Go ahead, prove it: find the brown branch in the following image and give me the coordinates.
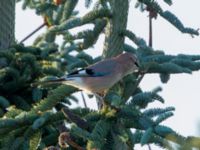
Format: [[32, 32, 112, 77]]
[[62, 107, 89, 130], [20, 23, 46, 43], [59, 132, 85, 150]]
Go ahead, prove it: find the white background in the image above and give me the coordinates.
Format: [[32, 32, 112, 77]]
[[16, 1, 200, 149]]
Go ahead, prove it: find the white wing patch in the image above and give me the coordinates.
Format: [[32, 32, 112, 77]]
[[64, 77, 84, 86], [78, 70, 87, 75]]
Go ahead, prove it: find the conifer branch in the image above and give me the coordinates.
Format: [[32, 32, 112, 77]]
[[103, 0, 129, 57], [30, 85, 76, 113], [60, 0, 78, 22], [122, 30, 147, 47], [138, 0, 199, 36], [0, 111, 64, 130], [48, 8, 111, 33]]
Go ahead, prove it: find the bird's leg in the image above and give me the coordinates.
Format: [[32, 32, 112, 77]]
[[94, 93, 105, 110]]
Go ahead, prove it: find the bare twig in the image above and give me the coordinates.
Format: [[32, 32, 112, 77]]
[[20, 23, 46, 43], [81, 92, 87, 108], [148, 12, 153, 47], [148, 144, 152, 150]]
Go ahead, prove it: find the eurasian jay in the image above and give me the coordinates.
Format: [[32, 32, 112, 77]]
[[37, 52, 139, 95]]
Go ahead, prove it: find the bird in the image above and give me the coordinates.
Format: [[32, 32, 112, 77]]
[[35, 52, 139, 96]]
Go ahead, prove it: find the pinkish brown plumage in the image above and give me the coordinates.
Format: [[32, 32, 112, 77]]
[[61, 52, 139, 94], [35, 53, 139, 95]]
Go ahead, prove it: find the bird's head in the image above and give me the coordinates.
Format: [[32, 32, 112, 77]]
[[116, 52, 139, 75]]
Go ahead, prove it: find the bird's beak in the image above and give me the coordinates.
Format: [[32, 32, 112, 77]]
[[133, 61, 140, 73], [135, 61, 139, 68]]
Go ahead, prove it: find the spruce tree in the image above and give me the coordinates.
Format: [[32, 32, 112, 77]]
[[0, 0, 200, 149]]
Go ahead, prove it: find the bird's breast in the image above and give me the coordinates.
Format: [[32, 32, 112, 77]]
[[63, 74, 121, 94], [82, 74, 121, 93]]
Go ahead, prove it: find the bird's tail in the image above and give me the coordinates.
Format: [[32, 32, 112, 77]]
[[31, 78, 66, 87]]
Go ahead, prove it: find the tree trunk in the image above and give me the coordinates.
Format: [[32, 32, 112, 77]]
[[0, 0, 15, 50], [103, 0, 129, 58]]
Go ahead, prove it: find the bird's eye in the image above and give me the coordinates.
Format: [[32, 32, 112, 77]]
[[86, 68, 94, 75]]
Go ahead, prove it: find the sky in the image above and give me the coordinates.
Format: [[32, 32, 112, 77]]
[[16, 1, 200, 149]]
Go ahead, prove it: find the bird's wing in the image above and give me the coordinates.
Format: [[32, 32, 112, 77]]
[[67, 59, 117, 78], [67, 68, 98, 77]]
